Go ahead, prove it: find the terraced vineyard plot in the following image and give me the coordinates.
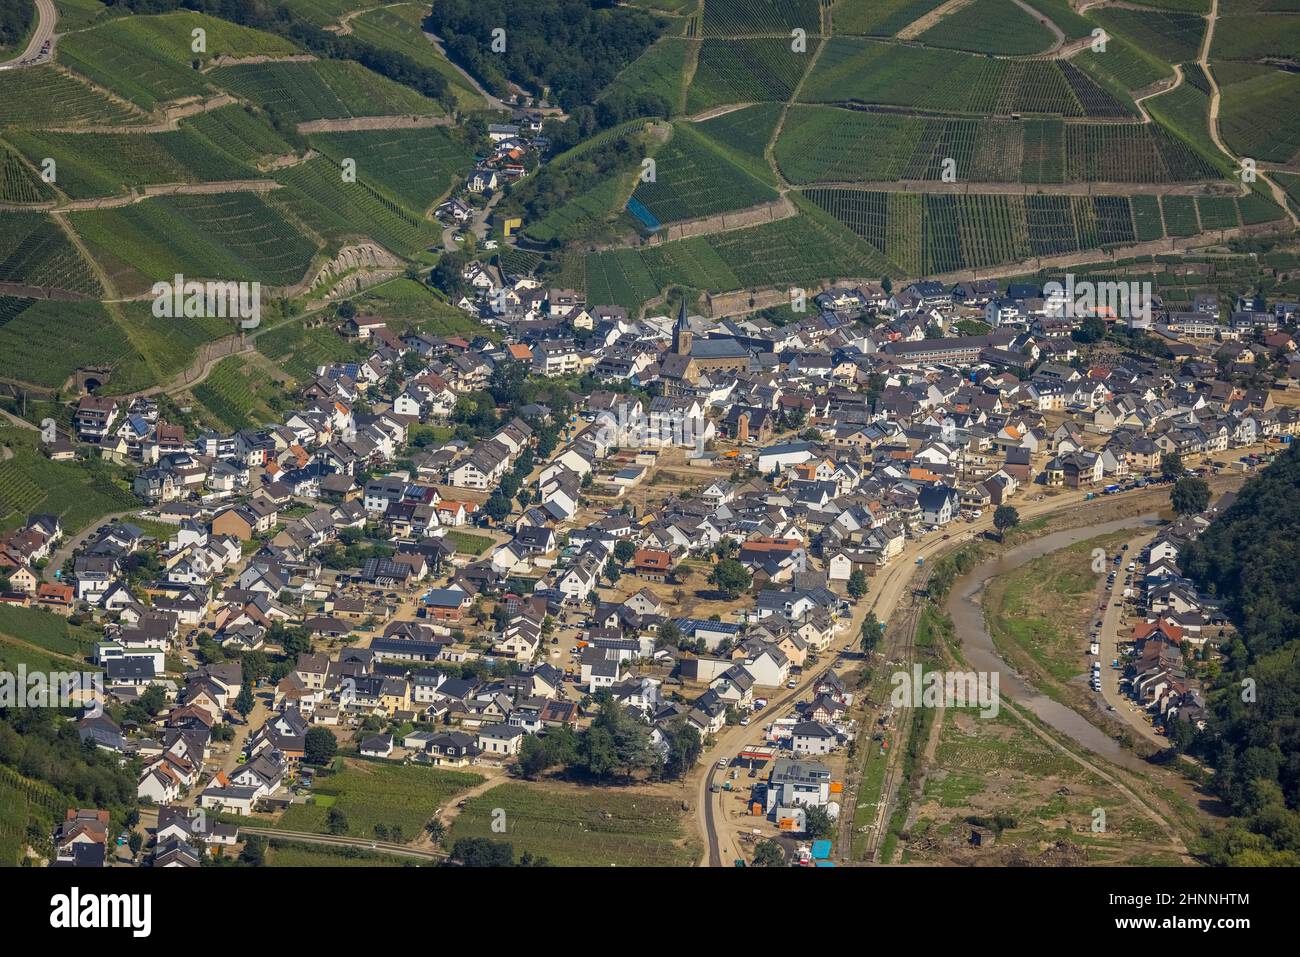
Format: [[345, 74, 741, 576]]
[[0, 298, 129, 388], [1196, 195, 1240, 230], [1024, 195, 1079, 257], [1021, 119, 1064, 184], [632, 123, 778, 222], [105, 302, 234, 395], [1062, 124, 1220, 183], [0, 66, 142, 127], [1215, 65, 1300, 164], [1212, 13, 1300, 62], [701, 0, 822, 36], [0, 146, 55, 204], [1090, 9, 1206, 65], [918, 0, 1057, 56], [601, 37, 692, 115], [1024, 0, 1095, 39], [59, 11, 301, 111], [0, 430, 135, 533], [69, 192, 316, 293], [0, 213, 102, 296], [776, 107, 927, 183], [257, 320, 367, 382], [1092, 195, 1137, 245], [802, 39, 1119, 116], [1131, 194, 1165, 241], [525, 171, 637, 245], [180, 104, 296, 165], [278, 0, 384, 27], [1160, 194, 1200, 235], [272, 156, 436, 257], [686, 38, 809, 112], [642, 235, 743, 291], [583, 247, 662, 310], [309, 126, 473, 215], [1072, 32, 1174, 100], [210, 59, 438, 123], [6, 129, 254, 199], [53, 0, 119, 32], [1145, 69, 1220, 165], [192, 355, 279, 431], [1236, 186, 1285, 225], [694, 102, 784, 181], [830, 0, 947, 36]]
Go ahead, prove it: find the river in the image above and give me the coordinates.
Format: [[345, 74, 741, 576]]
[[945, 513, 1163, 771]]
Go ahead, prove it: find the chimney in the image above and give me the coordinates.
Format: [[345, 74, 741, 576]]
[[738, 412, 750, 444]]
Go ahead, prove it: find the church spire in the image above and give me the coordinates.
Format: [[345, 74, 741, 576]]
[[673, 297, 692, 356]]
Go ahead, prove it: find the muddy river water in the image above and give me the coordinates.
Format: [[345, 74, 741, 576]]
[[944, 513, 1163, 771]]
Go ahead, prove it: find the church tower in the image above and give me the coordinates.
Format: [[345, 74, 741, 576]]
[[672, 297, 692, 356]]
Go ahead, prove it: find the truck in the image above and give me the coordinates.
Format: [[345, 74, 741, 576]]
[[1103, 484, 1121, 495]]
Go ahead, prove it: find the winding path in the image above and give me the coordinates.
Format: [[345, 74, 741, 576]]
[[0, 0, 56, 71]]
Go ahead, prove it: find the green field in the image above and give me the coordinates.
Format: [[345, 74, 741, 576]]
[[69, 192, 317, 294], [917, 0, 1056, 56], [191, 355, 283, 431], [257, 320, 369, 382], [209, 59, 439, 123], [694, 102, 783, 181], [0, 213, 102, 296], [1215, 64, 1300, 164], [179, 104, 297, 165], [445, 530, 494, 555], [631, 122, 779, 223], [273, 760, 482, 839], [308, 126, 473, 216], [0, 606, 98, 662], [1090, 8, 1206, 65], [59, 11, 301, 111], [449, 782, 697, 866]]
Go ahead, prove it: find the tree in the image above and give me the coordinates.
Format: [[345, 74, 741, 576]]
[[709, 558, 751, 599], [658, 620, 682, 647], [752, 838, 786, 867], [803, 805, 834, 839], [235, 684, 255, 717], [450, 837, 514, 867], [661, 719, 702, 779], [127, 832, 143, 858], [240, 834, 266, 866], [993, 504, 1020, 541], [604, 558, 621, 584], [613, 539, 636, 564], [860, 612, 884, 654], [1074, 316, 1106, 343], [425, 819, 446, 846], [484, 492, 512, 523], [1161, 450, 1185, 482], [847, 568, 867, 600], [326, 807, 348, 835], [305, 726, 338, 766], [1171, 475, 1211, 516]]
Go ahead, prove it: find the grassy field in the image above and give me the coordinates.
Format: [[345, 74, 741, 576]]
[[0, 606, 99, 662], [264, 838, 415, 867], [449, 781, 697, 866], [273, 760, 482, 839], [445, 530, 495, 555]]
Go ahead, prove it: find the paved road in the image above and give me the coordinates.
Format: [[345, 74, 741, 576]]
[[0, 0, 56, 71]]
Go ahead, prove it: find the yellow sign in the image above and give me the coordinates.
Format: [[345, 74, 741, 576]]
[[503, 217, 523, 237]]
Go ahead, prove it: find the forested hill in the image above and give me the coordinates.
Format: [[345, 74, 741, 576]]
[[1182, 441, 1300, 865], [425, 0, 665, 110]]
